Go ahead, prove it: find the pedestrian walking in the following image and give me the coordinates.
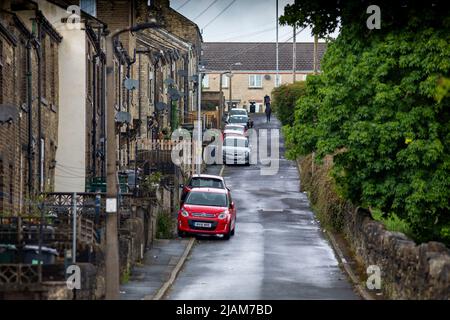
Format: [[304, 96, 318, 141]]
[[265, 103, 272, 122]]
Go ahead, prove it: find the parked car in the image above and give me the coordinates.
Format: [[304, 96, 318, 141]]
[[222, 135, 251, 165], [180, 174, 228, 204], [227, 115, 250, 129], [223, 124, 246, 137], [177, 188, 236, 240], [229, 108, 248, 117]]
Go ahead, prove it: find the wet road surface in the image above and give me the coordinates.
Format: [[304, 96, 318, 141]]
[[166, 114, 358, 299]]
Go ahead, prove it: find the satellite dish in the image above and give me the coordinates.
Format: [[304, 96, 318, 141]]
[[0, 104, 19, 124], [115, 111, 131, 124], [164, 78, 175, 85], [177, 70, 188, 77], [124, 78, 139, 90], [155, 102, 167, 111], [168, 88, 180, 101]]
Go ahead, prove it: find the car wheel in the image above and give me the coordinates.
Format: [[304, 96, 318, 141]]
[[177, 228, 185, 238], [223, 226, 231, 240]]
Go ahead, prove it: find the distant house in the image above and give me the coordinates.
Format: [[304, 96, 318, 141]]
[[201, 42, 327, 112]]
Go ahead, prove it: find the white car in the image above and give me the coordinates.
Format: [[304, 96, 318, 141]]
[[223, 124, 246, 137], [229, 108, 248, 117], [222, 135, 251, 165]]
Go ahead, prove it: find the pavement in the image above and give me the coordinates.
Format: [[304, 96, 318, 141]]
[[120, 239, 192, 300], [165, 114, 359, 300]]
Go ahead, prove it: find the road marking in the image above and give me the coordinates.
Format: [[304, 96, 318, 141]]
[[219, 165, 225, 177]]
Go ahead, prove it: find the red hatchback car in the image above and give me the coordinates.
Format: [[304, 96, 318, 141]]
[[177, 188, 236, 240]]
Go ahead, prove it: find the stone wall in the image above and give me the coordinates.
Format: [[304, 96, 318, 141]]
[[298, 155, 450, 299]]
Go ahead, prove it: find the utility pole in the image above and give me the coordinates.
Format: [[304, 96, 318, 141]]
[[196, 72, 202, 175], [293, 24, 296, 82], [313, 33, 318, 74], [276, 0, 279, 87], [228, 73, 232, 111], [105, 22, 159, 300]]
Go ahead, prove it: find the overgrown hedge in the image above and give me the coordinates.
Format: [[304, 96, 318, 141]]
[[282, 5, 450, 245], [271, 81, 307, 126]]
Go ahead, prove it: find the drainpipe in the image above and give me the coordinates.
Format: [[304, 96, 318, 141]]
[[92, 52, 99, 178], [36, 17, 43, 193], [26, 38, 33, 201], [126, 50, 136, 167]]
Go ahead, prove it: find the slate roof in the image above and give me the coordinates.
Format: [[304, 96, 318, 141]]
[[201, 42, 327, 72]]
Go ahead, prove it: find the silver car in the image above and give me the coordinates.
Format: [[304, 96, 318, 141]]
[[222, 135, 251, 165]]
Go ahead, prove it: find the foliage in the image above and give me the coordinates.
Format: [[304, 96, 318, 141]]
[[141, 172, 162, 196], [171, 101, 179, 131], [271, 81, 307, 126], [280, 1, 449, 38], [157, 210, 174, 239], [283, 7, 450, 245], [371, 209, 413, 238]]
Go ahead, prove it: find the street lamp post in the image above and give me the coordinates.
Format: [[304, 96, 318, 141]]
[[227, 62, 242, 111], [105, 22, 158, 300], [196, 71, 202, 175], [219, 71, 230, 129]]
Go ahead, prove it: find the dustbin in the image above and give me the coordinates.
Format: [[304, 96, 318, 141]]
[[0, 244, 17, 263], [22, 245, 58, 265]]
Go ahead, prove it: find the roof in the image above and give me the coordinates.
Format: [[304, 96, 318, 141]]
[[191, 174, 224, 181], [202, 42, 327, 72], [188, 188, 228, 194], [224, 135, 248, 140]]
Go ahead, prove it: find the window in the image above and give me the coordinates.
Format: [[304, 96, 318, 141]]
[[248, 74, 262, 88], [221, 74, 229, 88], [80, 0, 97, 17], [147, 64, 153, 104], [42, 36, 47, 99], [0, 39, 3, 104], [202, 74, 209, 88], [0, 160, 3, 212], [50, 42, 56, 104], [9, 165, 13, 206], [275, 74, 282, 87], [40, 138, 45, 192]]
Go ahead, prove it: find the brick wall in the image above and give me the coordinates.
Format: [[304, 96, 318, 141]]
[[0, 12, 59, 215]]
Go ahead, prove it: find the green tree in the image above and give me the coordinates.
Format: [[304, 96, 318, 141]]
[[272, 81, 307, 126], [282, 2, 450, 245]]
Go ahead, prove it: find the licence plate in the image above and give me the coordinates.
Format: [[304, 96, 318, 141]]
[[194, 222, 212, 228]]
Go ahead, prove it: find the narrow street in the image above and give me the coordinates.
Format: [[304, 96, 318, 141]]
[[166, 114, 358, 300]]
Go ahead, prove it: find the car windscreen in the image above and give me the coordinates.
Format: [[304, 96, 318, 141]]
[[223, 138, 249, 147], [185, 192, 228, 207], [230, 110, 247, 116], [188, 178, 224, 189], [229, 116, 248, 123]]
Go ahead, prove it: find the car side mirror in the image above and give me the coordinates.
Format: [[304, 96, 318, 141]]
[[230, 202, 235, 209]]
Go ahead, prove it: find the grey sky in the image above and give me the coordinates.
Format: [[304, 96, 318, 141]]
[[170, 0, 338, 42]]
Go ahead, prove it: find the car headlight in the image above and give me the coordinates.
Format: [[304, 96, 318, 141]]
[[181, 208, 189, 217], [218, 210, 229, 219]]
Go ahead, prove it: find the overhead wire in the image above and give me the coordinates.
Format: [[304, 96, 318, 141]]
[[176, 0, 192, 10], [202, 0, 237, 30], [193, 0, 220, 21]]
